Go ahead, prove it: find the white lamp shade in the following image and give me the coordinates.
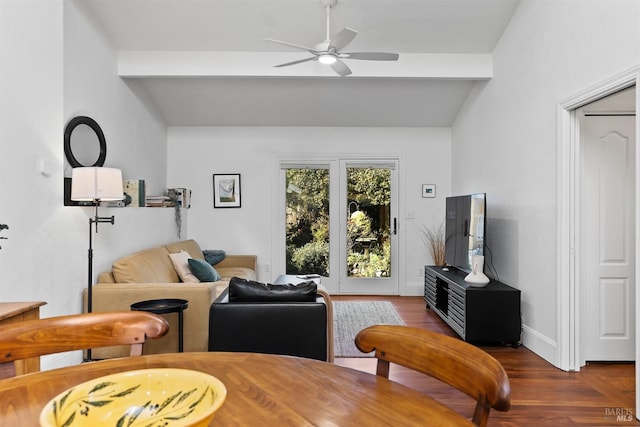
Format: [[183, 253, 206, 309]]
[[71, 167, 124, 201]]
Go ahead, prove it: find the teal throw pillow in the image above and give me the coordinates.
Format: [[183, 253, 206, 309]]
[[203, 249, 226, 265], [188, 258, 221, 282]]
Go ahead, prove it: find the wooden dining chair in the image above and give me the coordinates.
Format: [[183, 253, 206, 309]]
[[0, 311, 169, 378], [355, 324, 511, 427]]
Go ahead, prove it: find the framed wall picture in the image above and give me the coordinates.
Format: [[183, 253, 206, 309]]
[[213, 174, 241, 208], [422, 184, 436, 198]]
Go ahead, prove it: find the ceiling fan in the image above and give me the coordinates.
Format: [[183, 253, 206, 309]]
[[264, 0, 399, 77]]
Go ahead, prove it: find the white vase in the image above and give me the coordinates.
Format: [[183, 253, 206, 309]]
[[464, 255, 490, 287]]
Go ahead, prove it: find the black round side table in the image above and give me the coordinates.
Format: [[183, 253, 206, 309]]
[[130, 298, 189, 352]]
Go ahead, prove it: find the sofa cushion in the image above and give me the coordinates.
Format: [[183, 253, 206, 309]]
[[217, 267, 257, 282], [168, 250, 199, 283], [228, 277, 317, 302], [188, 258, 221, 282], [112, 246, 179, 283]]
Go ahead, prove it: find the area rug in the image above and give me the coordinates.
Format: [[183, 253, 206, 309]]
[[333, 301, 405, 358]]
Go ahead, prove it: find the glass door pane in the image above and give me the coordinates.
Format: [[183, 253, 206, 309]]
[[284, 168, 330, 277], [340, 161, 398, 294], [346, 167, 391, 278]]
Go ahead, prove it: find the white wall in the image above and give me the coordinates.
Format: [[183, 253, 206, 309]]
[[0, 1, 179, 370], [62, 0, 178, 291], [452, 0, 640, 366], [0, 0, 66, 312], [64, 1, 168, 195], [167, 126, 451, 295]]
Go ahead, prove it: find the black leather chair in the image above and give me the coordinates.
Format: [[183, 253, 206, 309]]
[[208, 278, 333, 361]]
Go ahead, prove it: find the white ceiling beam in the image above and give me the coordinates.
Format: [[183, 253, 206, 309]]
[[118, 51, 492, 79]]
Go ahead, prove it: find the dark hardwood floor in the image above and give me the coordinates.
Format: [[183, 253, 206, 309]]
[[333, 295, 638, 426]]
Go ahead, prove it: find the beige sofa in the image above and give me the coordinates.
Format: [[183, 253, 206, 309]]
[[86, 239, 257, 359]]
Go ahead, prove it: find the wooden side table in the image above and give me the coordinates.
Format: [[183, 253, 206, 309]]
[[0, 301, 46, 378]]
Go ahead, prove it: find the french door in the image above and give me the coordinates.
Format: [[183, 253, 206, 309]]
[[279, 158, 398, 294], [338, 160, 398, 293]]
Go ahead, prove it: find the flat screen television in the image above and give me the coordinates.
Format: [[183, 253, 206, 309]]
[[444, 193, 486, 273]]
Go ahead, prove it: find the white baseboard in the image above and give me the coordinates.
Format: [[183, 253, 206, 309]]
[[521, 323, 560, 369], [401, 281, 424, 296]]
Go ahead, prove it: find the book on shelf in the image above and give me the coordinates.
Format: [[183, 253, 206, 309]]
[[123, 179, 145, 207], [145, 195, 172, 207]]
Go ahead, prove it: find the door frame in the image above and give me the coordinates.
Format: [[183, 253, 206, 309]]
[[557, 66, 639, 374]]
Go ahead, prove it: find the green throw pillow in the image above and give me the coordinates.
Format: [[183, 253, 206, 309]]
[[188, 258, 221, 282]]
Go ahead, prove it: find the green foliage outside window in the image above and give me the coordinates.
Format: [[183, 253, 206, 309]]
[[286, 169, 330, 276], [285, 167, 391, 278]]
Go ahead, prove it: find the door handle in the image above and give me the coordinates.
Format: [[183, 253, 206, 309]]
[[393, 217, 398, 235]]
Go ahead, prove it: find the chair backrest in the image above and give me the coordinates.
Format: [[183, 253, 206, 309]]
[[0, 311, 169, 378], [355, 324, 510, 427]]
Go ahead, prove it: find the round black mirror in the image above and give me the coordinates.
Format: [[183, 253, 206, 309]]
[[63, 116, 107, 167]]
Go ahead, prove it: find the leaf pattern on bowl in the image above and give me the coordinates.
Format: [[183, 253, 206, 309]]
[[45, 370, 222, 427]]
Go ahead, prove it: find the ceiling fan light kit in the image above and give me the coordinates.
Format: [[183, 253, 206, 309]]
[[318, 54, 337, 65], [265, 0, 399, 76]]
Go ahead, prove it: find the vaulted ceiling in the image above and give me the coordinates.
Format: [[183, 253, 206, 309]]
[[79, 0, 522, 126]]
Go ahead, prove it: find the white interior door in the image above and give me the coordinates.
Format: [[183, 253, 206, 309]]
[[581, 114, 636, 362]]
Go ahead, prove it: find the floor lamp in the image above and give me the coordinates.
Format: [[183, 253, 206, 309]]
[[71, 167, 124, 361]]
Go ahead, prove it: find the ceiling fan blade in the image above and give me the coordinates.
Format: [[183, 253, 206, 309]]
[[330, 27, 357, 51], [331, 59, 352, 77], [344, 52, 400, 61], [264, 38, 318, 54], [274, 57, 317, 68]]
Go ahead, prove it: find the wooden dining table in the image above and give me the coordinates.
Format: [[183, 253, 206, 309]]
[[0, 351, 474, 426]]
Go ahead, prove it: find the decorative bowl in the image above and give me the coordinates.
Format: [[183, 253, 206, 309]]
[[39, 368, 226, 427]]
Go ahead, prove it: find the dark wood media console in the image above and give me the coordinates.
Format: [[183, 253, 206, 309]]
[[424, 265, 521, 346]]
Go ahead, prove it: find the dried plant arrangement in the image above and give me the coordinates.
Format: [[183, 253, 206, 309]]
[[167, 191, 182, 238], [418, 222, 445, 266]]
